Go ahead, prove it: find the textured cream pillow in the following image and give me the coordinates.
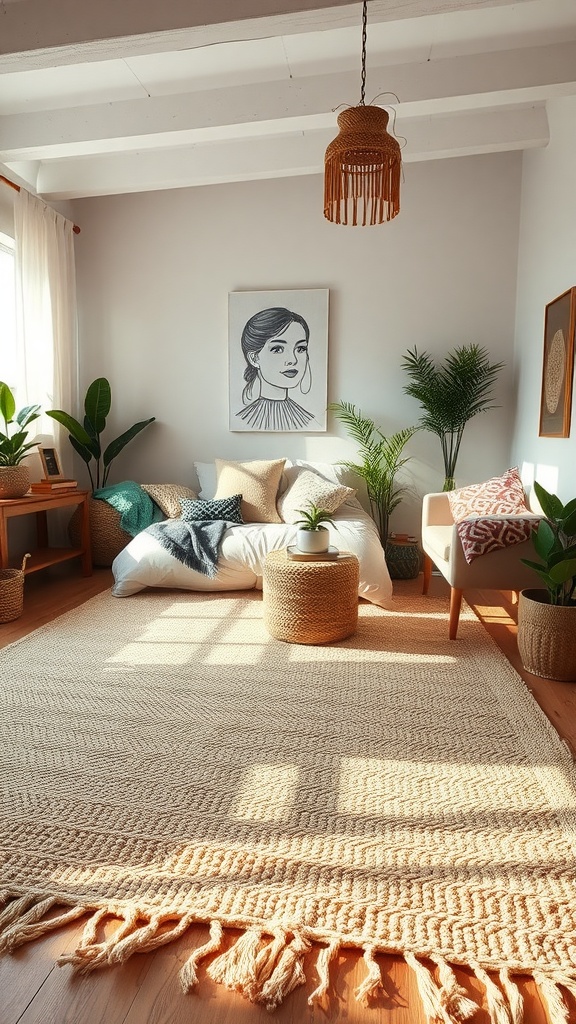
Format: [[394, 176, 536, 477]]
[[214, 459, 285, 523], [278, 469, 356, 524], [141, 483, 197, 519]]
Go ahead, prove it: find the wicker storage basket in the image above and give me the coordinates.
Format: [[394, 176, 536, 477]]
[[69, 496, 131, 568], [0, 553, 31, 623], [517, 589, 576, 682], [263, 549, 359, 644]]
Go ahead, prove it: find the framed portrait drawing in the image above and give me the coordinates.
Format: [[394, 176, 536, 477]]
[[228, 289, 329, 432], [539, 287, 576, 438], [38, 445, 64, 479]]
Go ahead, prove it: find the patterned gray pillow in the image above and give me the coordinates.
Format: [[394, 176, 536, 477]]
[[179, 494, 244, 524]]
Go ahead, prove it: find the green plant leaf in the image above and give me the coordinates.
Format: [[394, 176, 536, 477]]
[[102, 418, 155, 468], [532, 519, 556, 561], [548, 559, 576, 585], [15, 404, 41, 429], [46, 410, 96, 451], [533, 481, 564, 521], [0, 382, 16, 424], [84, 378, 111, 435], [561, 506, 576, 538]]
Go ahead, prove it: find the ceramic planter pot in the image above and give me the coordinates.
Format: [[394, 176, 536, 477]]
[[0, 465, 30, 499], [296, 526, 330, 554], [517, 588, 576, 682]]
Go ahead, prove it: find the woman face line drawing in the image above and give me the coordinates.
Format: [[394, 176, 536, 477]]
[[248, 321, 309, 398]]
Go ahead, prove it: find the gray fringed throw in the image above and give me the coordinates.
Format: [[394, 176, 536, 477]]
[[145, 519, 232, 577]]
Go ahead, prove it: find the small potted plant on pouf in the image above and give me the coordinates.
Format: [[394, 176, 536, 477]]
[[295, 503, 335, 554], [0, 382, 41, 498], [518, 481, 576, 681]]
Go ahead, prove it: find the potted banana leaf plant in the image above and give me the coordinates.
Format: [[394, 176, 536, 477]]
[[517, 481, 576, 681], [47, 377, 155, 490], [47, 378, 155, 566], [0, 381, 41, 498]]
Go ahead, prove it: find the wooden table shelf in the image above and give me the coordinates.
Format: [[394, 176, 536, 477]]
[[0, 489, 92, 577]]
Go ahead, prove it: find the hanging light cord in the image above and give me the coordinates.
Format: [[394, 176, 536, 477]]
[[359, 0, 368, 105]]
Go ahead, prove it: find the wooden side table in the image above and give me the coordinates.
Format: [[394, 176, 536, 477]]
[[0, 490, 92, 576], [262, 549, 359, 644]]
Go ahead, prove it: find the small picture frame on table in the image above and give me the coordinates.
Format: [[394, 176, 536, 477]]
[[539, 287, 576, 438], [38, 445, 64, 480]]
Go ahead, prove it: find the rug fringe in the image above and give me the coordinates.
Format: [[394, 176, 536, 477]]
[[308, 939, 340, 1005], [534, 971, 573, 1024], [1, 896, 576, 1019], [355, 944, 384, 1005], [180, 920, 224, 992]]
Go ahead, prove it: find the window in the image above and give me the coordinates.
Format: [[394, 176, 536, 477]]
[[0, 231, 17, 394]]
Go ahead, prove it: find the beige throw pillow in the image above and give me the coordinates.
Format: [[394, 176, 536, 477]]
[[141, 483, 197, 519], [278, 469, 356, 524], [214, 458, 286, 523]]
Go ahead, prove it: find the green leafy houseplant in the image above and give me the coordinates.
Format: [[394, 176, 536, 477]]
[[329, 400, 416, 546], [520, 481, 576, 606], [0, 381, 41, 466], [294, 503, 336, 531], [47, 378, 155, 490], [402, 344, 504, 491]]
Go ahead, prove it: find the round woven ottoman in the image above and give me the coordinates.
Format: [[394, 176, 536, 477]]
[[263, 550, 359, 644]]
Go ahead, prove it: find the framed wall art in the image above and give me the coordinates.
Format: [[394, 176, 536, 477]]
[[228, 289, 329, 432], [539, 287, 576, 438]]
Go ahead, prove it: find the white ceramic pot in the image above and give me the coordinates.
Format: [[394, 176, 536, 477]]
[[296, 526, 330, 553]]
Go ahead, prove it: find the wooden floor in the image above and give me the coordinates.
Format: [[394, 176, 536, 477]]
[[1, 567, 575, 1024]]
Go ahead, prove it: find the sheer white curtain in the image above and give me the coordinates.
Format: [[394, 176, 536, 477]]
[[14, 188, 77, 471]]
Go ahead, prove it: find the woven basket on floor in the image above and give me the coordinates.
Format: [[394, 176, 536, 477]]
[[69, 497, 131, 568], [517, 588, 576, 682], [0, 553, 31, 623], [263, 549, 359, 644]]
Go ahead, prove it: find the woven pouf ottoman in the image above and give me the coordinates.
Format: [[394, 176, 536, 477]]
[[263, 549, 359, 644]]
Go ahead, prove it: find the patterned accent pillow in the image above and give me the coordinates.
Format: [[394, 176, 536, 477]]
[[141, 483, 197, 519], [179, 495, 244, 524], [214, 458, 285, 523], [278, 469, 356, 525], [457, 515, 540, 563], [447, 468, 530, 524]]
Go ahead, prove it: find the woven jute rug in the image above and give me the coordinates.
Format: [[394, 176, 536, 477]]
[[1, 588, 576, 1022]]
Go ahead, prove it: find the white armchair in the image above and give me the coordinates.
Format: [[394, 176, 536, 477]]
[[421, 492, 542, 639]]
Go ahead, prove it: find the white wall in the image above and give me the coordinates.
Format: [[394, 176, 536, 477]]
[[72, 152, 522, 536], [512, 95, 576, 505]]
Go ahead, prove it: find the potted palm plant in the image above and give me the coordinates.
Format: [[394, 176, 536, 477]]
[[402, 344, 504, 491], [517, 481, 576, 681], [0, 381, 41, 498], [295, 503, 335, 553], [329, 400, 416, 546]]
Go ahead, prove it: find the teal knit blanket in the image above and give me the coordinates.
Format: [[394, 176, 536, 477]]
[[93, 481, 164, 537]]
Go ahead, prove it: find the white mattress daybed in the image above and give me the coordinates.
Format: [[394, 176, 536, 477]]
[[111, 459, 393, 608]]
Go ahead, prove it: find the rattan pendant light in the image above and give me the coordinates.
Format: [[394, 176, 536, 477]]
[[324, 0, 401, 226]]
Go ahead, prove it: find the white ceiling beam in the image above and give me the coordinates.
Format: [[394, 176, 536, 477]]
[[0, 0, 538, 72], [1, 40, 573, 163], [36, 105, 548, 200]]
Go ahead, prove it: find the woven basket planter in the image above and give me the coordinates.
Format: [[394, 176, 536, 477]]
[[0, 554, 31, 622], [517, 589, 576, 682], [69, 496, 131, 568], [0, 465, 30, 499]]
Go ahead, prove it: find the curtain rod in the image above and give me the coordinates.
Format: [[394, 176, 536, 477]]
[[0, 174, 81, 235]]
